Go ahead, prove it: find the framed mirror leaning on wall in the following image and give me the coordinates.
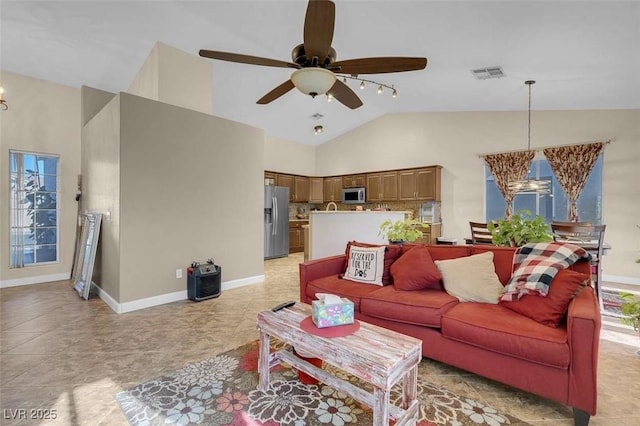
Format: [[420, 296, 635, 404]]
[[73, 213, 102, 300]]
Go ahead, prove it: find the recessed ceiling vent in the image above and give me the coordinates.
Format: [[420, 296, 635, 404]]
[[309, 113, 324, 120], [471, 66, 505, 80]]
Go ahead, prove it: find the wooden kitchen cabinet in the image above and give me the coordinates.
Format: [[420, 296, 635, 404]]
[[398, 166, 441, 201], [323, 177, 343, 202], [276, 174, 309, 202], [366, 172, 398, 202], [276, 174, 295, 201], [342, 174, 366, 188], [309, 178, 323, 203], [294, 176, 309, 202], [289, 221, 308, 253]]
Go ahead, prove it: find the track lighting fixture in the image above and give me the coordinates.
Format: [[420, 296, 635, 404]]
[[336, 75, 398, 99]]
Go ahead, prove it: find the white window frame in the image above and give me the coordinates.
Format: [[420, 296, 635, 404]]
[[9, 150, 60, 268]]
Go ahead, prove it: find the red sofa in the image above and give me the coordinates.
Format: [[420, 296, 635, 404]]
[[299, 244, 601, 426]]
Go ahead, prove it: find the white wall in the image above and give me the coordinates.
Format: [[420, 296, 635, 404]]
[[0, 71, 81, 287], [264, 134, 317, 176], [316, 110, 640, 280], [127, 42, 213, 115]]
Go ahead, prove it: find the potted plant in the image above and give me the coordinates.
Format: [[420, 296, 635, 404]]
[[619, 292, 640, 355], [379, 218, 425, 243], [487, 209, 553, 247]]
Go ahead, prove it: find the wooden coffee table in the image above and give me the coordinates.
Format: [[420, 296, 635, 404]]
[[256, 303, 422, 426]]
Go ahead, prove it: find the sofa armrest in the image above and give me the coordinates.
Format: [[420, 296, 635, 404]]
[[299, 255, 346, 303], [566, 287, 601, 415]]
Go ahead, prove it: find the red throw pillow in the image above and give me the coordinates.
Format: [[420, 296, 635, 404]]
[[500, 269, 589, 327], [344, 241, 402, 285], [390, 245, 442, 291]]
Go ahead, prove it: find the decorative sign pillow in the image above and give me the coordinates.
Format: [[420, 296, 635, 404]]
[[500, 269, 589, 327], [344, 241, 402, 285], [434, 251, 504, 303], [344, 246, 386, 286]]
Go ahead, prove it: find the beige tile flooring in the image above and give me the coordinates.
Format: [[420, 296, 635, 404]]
[[1, 253, 639, 425]]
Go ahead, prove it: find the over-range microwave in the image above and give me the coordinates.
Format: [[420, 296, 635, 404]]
[[342, 187, 366, 204]]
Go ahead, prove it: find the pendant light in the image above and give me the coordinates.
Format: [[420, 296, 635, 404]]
[[508, 80, 551, 194]]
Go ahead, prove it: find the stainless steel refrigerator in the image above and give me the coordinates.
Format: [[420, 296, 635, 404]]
[[264, 186, 289, 259]]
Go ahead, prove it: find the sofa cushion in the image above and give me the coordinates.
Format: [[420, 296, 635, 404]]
[[344, 241, 403, 285], [442, 303, 570, 368], [435, 252, 504, 304], [423, 245, 472, 261], [360, 285, 459, 328], [501, 242, 590, 301], [306, 275, 381, 312], [391, 245, 442, 290], [471, 246, 516, 285], [344, 245, 385, 286], [500, 269, 589, 327]]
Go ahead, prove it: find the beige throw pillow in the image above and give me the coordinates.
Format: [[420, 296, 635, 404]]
[[434, 251, 503, 304], [344, 246, 386, 286]]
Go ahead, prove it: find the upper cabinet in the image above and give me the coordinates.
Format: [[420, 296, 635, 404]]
[[274, 173, 308, 202], [276, 174, 295, 201], [323, 177, 342, 202], [366, 172, 398, 202], [309, 178, 323, 203], [294, 176, 309, 203], [342, 174, 366, 188], [398, 166, 441, 201]]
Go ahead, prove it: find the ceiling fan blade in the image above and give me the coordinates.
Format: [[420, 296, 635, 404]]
[[331, 57, 428, 74], [257, 80, 296, 104], [199, 50, 299, 69], [328, 79, 363, 110], [303, 0, 335, 61]]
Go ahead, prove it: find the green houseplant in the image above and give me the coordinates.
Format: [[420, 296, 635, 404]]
[[487, 210, 553, 247], [619, 292, 640, 332], [379, 219, 425, 243]]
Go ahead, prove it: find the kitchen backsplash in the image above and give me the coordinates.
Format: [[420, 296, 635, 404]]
[[289, 203, 318, 220], [289, 201, 440, 222]]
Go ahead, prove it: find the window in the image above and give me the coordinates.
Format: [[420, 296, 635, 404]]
[[486, 155, 603, 224], [10, 151, 60, 268]]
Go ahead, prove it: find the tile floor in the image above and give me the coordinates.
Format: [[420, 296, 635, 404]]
[[1, 253, 639, 425]]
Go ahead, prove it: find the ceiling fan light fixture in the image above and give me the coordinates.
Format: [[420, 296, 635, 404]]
[[291, 68, 336, 98]]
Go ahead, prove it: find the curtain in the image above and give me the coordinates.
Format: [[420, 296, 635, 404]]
[[483, 151, 535, 219], [543, 142, 604, 222]]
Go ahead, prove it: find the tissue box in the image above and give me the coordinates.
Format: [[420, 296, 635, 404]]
[[312, 298, 355, 328]]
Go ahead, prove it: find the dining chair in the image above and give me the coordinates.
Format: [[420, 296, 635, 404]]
[[551, 223, 606, 307], [469, 221, 495, 245]]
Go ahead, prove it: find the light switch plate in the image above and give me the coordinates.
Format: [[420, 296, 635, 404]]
[[176, 269, 182, 279]]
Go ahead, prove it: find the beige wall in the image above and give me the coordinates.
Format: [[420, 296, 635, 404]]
[[117, 93, 264, 303], [264, 135, 317, 175], [0, 71, 81, 286], [316, 110, 640, 280], [127, 42, 213, 115], [82, 94, 121, 299]]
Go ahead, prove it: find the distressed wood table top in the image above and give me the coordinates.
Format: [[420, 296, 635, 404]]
[[257, 303, 422, 425]]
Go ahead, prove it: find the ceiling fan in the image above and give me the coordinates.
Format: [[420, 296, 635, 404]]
[[199, 0, 427, 109]]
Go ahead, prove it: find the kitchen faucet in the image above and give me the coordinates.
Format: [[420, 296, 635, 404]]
[[326, 202, 337, 211]]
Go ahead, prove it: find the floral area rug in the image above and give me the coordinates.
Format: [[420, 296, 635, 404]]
[[116, 340, 530, 425]]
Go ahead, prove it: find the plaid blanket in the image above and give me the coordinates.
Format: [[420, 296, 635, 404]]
[[501, 242, 591, 301]]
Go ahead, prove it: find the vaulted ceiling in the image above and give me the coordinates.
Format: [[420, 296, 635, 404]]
[[2, 1, 639, 145]]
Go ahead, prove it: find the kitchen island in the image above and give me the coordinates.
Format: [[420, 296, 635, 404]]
[[308, 210, 410, 260]]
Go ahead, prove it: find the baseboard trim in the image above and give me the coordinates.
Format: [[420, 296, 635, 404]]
[[95, 274, 265, 314], [0, 272, 71, 288], [603, 274, 640, 286]]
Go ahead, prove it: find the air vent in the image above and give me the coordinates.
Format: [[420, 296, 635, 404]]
[[309, 113, 324, 120], [471, 66, 505, 80]]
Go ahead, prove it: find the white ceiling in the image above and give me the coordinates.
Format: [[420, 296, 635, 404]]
[[2, 1, 639, 145]]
